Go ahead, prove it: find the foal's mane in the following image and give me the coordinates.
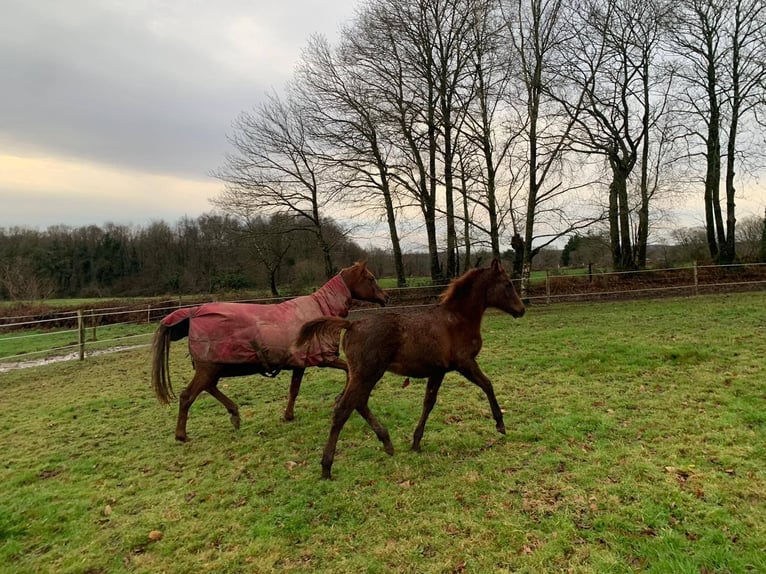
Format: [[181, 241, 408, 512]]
[[439, 267, 487, 306]]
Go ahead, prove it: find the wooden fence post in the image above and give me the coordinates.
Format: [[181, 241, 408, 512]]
[[77, 310, 85, 361]]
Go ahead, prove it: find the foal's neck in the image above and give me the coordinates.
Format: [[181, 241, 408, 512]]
[[441, 287, 487, 324]]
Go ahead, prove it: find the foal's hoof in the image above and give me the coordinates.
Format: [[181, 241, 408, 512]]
[[496, 425, 506, 435], [383, 443, 395, 456], [175, 434, 189, 443], [230, 414, 241, 430]]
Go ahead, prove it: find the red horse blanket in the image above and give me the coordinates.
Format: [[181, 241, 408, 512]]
[[160, 274, 351, 369]]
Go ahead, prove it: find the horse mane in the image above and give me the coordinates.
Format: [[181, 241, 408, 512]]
[[439, 267, 486, 306]]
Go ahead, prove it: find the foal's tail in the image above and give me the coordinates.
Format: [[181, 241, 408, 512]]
[[151, 309, 192, 405], [295, 317, 352, 353]]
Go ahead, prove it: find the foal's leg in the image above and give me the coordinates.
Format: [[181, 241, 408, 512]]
[[207, 382, 241, 430], [175, 364, 220, 442], [356, 402, 394, 455], [284, 361, 349, 421], [320, 358, 349, 407], [321, 385, 358, 480], [411, 372, 445, 452], [458, 360, 506, 434], [321, 376, 380, 480], [283, 368, 305, 422]]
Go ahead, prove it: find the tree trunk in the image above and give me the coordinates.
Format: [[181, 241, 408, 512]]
[[608, 179, 621, 269], [380, 174, 406, 287], [460, 157, 472, 272], [722, 14, 742, 266], [511, 233, 525, 292], [617, 171, 634, 271], [704, 50, 722, 262], [636, 56, 651, 268]]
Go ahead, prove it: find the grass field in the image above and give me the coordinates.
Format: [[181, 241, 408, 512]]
[[1, 293, 765, 573]]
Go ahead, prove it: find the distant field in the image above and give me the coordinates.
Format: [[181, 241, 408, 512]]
[[1, 293, 765, 573]]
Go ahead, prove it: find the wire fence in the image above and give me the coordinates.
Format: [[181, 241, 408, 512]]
[[2, 261, 765, 371]]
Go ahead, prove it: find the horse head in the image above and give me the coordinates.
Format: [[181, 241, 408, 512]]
[[340, 261, 389, 306], [486, 258, 525, 318]]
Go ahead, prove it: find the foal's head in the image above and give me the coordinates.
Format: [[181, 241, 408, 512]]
[[340, 261, 389, 306], [484, 259, 525, 317], [441, 259, 525, 318]]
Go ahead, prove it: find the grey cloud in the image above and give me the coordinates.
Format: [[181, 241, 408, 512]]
[[0, 0, 355, 180]]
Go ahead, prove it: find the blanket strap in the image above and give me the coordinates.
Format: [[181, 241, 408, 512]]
[[248, 339, 282, 378]]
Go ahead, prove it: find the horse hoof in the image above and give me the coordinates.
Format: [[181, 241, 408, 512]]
[[230, 415, 241, 430], [175, 435, 188, 442], [496, 425, 506, 435], [282, 413, 295, 422], [321, 469, 332, 480], [384, 444, 395, 456], [411, 444, 421, 453]]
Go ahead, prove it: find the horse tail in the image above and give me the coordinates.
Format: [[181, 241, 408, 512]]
[[295, 317, 352, 351], [151, 309, 192, 405]]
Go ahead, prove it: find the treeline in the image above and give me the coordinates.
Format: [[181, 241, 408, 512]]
[[214, 0, 766, 291], [4, 211, 764, 302], [0, 215, 378, 300]]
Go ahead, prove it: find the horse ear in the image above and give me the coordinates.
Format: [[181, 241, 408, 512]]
[[491, 258, 503, 272]]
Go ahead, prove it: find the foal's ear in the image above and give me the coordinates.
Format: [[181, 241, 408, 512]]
[[491, 258, 503, 272]]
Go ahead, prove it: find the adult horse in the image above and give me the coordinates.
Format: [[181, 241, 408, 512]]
[[151, 261, 388, 441], [295, 259, 525, 479]]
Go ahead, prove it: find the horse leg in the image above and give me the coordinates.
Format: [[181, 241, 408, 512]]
[[320, 377, 375, 480], [319, 358, 350, 408], [206, 382, 240, 431], [458, 360, 506, 434], [411, 372, 446, 452], [175, 364, 219, 442], [356, 401, 394, 456], [321, 390, 356, 480], [283, 368, 305, 422]]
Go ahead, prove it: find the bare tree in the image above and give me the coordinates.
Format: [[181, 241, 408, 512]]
[[0, 258, 55, 300], [430, 0, 478, 278], [295, 35, 407, 287], [457, 0, 519, 260], [242, 215, 295, 296], [340, 0, 488, 281], [557, 0, 672, 271], [502, 0, 601, 287], [344, 0, 444, 281], [213, 90, 340, 279], [736, 214, 766, 262], [671, 0, 766, 263]]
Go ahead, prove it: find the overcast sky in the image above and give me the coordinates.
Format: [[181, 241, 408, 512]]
[[2, 1, 762, 242], [0, 0, 359, 230]]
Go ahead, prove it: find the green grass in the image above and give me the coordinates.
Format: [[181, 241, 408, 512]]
[[1, 293, 765, 572], [0, 323, 156, 363]]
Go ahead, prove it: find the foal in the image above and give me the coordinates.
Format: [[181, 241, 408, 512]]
[[295, 259, 526, 479]]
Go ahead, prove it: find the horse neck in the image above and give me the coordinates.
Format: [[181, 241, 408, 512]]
[[312, 274, 352, 317], [441, 284, 488, 326]]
